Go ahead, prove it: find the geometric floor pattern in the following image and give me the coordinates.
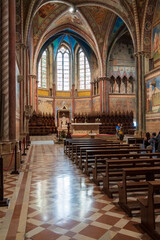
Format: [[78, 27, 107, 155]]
[[0, 141, 153, 240]]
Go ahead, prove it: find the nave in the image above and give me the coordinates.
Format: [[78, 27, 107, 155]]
[[0, 142, 152, 240]]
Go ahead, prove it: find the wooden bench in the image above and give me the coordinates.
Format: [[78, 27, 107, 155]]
[[71, 142, 110, 162], [102, 158, 160, 198], [92, 152, 160, 185], [138, 181, 160, 240], [118, 167, 160, 216], [77, 144, 131, 168], [66, 139, 108, 158], [85, 148, 151, 176]]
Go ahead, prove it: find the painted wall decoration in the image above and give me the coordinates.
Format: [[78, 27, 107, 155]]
[[32, 3, 67, 48], [110, 66, 136, 78], [153, 23, 160, 62], [38, 98, 53, 114], [109, 96, 136, 116], [153, 0, 160, 25], [75, 99, 91, 114], [146, 76, 160, 113], [93, 97, 100, 112]]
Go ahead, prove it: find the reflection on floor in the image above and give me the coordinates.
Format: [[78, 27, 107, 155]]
[[0, 138, 152, 240]]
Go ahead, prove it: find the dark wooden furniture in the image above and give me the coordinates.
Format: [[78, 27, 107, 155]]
[[138, 181, 160, 240], [29, 111, 57, 135], [118, 167, 160, 216]]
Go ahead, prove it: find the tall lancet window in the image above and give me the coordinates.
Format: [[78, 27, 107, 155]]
[[79, 48, 91, 90], [57, 46, 70, 91], [38, 50, 47, 88]]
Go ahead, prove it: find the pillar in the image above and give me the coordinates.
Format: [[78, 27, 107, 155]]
[[9, 0, 16, 140], [53, 83, 56, 116], [91, 82, 94, 112], [135, 52, 146, 136], [98, 77, 103, 113], [0, 0, 9, 140], [72, 84, 75, 117], [20, 44, 25, 136]]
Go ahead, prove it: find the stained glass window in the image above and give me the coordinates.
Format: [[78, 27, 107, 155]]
[[57, 46, 70, 91], [79, 48, 91, 90], [38, 50, 47, 88]]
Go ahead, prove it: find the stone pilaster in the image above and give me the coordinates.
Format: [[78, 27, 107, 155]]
[[9, 0, 16, 140], [0, 0, 9, 141], [135, 51, 146, 136]]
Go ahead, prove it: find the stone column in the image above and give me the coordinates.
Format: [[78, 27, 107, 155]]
[[20, 44, 25, 136], [28, 75, 34, 107], [26, 47, 29, 106], [135, 52, 146, 136], [0, 0, 9, 140], [48, 45, 53, 91], [9, 0, 16, 140], [32, 75, 37, 112], [103, 77, 107, 112], [91, 82, 94, 112], [98, 77, 103, 113], [72, 84, 75, 118], [53, 83, 56, 116], [106, 78, 110, 113]]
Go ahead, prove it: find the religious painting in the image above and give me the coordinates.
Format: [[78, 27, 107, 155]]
[[146, 76, 160, 113], [153, 23, 160, 62]]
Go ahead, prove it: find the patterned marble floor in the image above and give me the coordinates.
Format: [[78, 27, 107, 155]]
[[0, 141, 153, 240]]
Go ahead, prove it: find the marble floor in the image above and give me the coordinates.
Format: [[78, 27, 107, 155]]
[[0, 139, 153, 240]]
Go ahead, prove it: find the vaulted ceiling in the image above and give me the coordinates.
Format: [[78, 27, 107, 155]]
[[22, 0, 158, 74]]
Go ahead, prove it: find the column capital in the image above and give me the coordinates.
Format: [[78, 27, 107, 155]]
[[134, 51, 148, 57]]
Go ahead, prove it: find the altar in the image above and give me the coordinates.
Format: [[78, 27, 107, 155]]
[[71, 123, 102, 135]]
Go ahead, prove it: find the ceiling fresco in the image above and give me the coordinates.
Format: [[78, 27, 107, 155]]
[[32, 3, 68, 47], [79, 6, 113, 49]]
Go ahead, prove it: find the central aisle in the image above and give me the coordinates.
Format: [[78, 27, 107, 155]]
[[23, 143, 149, 240]]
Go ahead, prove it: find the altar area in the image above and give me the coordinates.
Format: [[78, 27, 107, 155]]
[[71, 123, 102, 135], [57, 107, 70, 133]]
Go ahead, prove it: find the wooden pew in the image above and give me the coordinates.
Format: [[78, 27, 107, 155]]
[[138, 181, 160, 240], [64, 139, 105, 154], [118, 167, 160, 216], [85, 148, 151, 176], [71, 142, 113, 162], [66, 139, 108, 158], [76, 144, 130, 166], [102, 158, 160, 198], [92, 152, 160, 185]]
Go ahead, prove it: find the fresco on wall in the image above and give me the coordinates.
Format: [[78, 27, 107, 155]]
[[75, 99, 91, 114], [93, 97, 100, 112], [153, 23, 160, 62], [146, 76, 160, 113], [109, 96, 136, 116], [38, 99, 53, 114], [153, 0, 160, 25], [110, 66, 136, 78]]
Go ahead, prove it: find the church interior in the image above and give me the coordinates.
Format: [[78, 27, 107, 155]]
[[1, 0, 160, 239]]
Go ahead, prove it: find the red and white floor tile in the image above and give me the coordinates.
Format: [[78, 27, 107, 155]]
[[0, 140, 153, 240]]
